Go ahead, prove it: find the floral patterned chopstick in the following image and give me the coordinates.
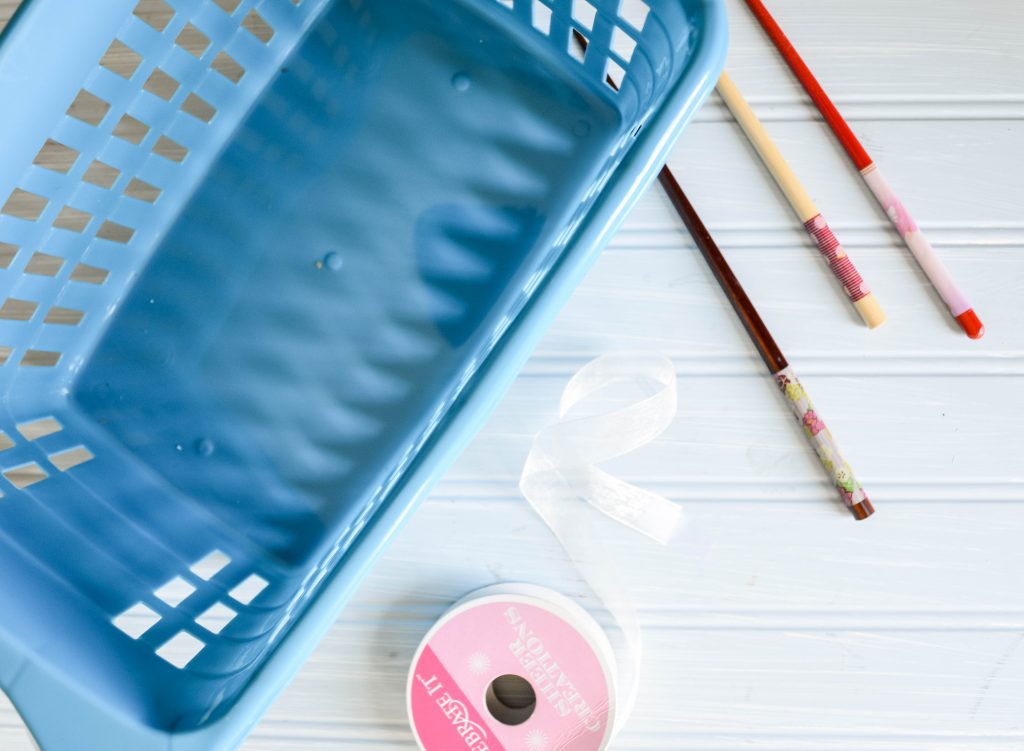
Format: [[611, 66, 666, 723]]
[[572, 29, 874, 519], [658, 168, 875, 521]]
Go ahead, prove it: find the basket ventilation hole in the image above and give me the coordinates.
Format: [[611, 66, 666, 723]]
[[176, 23, 211, 58], [133, 0, 175, 32], [83, 160, 122, 189], [44, 306, 85, 326], [242, 10, 275, 43], [98, 220, 136, 243], [3, 462, 48, 489], [182, 93, 217, 122], [0, 299, 38, 322], [0, 243, 16, 269], [24, 252, 65, 277], [611, 26, 637, 62], [70, 263, 110, 285], [605, 57, 625, 90], [67, 90, 111, 126], [156, 631, 205, 669], [0, 432, 13, 452], [144, 68, 181, 101], [0, 347, 10, 366], [113, 603, 161, 639], [190, 550, 232, 580], [125, 178, 161, 203], [54, 206, 92, 233], [620, 0, 650, 32], [572, 0, 597, 30], [569, 29, 588, 63], [114, 114, 150, 145], [496, 0, 514, 8], [212, 51, 246, 83], [229, 574, 269, 605], [20, 350, 61, 367], [100, 40, 143, 80], [154, 135, 188, 163], [33, 140, 80, 174], [2, 189, 48, 222], [532, 1, 551, 34], [16, 417, 62, 441], [197, 602, 237, 634], [213, 0, 242, 14], [49, 446, 95, 472], [155, 576, 196, 607]]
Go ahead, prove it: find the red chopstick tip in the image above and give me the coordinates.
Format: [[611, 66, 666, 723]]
[[850, 499, 874, 521], [955, 309, 984, 339]]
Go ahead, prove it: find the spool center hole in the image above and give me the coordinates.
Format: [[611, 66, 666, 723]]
[[485, 674, 536, 726]]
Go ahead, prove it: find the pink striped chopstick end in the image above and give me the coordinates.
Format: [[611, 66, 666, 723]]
[[803, 214, 886, 329]]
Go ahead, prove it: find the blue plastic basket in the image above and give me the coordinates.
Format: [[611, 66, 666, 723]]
[[0, 0, 725, 748]]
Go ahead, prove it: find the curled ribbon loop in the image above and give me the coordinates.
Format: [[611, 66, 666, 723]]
[[522, 353, 683, 544], [519, 353, 683, 738]]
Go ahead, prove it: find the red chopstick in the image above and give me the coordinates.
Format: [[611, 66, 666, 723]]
[[743, 0, 984, 339]]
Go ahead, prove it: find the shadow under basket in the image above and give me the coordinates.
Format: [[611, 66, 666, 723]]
[[0, 0, 726, 748]]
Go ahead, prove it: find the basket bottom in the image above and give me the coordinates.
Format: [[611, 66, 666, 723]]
[[76, 0, 621, 569]]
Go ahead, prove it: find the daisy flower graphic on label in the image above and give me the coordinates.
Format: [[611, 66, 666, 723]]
[[467, 651, 491, 675], [525, 729, 549, 750]]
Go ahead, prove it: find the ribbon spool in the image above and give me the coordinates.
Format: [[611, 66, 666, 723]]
[[408, 354, 684, 750], [407, 583, 619, 751]]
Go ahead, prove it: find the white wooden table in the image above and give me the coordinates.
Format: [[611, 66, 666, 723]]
[[3, 0, 1023, 748]]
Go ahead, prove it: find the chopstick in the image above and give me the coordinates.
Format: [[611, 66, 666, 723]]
[[570, 30, 874, 519], [716, 71, 885, 329], [658, 168, 874, 520], [741, 0, 983, 339]]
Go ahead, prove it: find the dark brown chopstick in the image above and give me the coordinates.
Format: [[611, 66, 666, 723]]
[[572, 31, 873, 519]]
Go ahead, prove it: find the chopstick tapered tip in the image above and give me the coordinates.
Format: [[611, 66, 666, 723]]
[[851, 499, 875, 521], [853, 294, 886, 330], [955, 309, 984, 339]]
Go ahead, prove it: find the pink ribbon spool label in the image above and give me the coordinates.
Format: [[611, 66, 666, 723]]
[[408, 597, 614, 751]]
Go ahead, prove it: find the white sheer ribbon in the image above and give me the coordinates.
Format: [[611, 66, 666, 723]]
[[519, 353, 683, 739]]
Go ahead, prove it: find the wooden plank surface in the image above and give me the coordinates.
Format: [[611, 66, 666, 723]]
[[1, 0, 1023, 748]]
